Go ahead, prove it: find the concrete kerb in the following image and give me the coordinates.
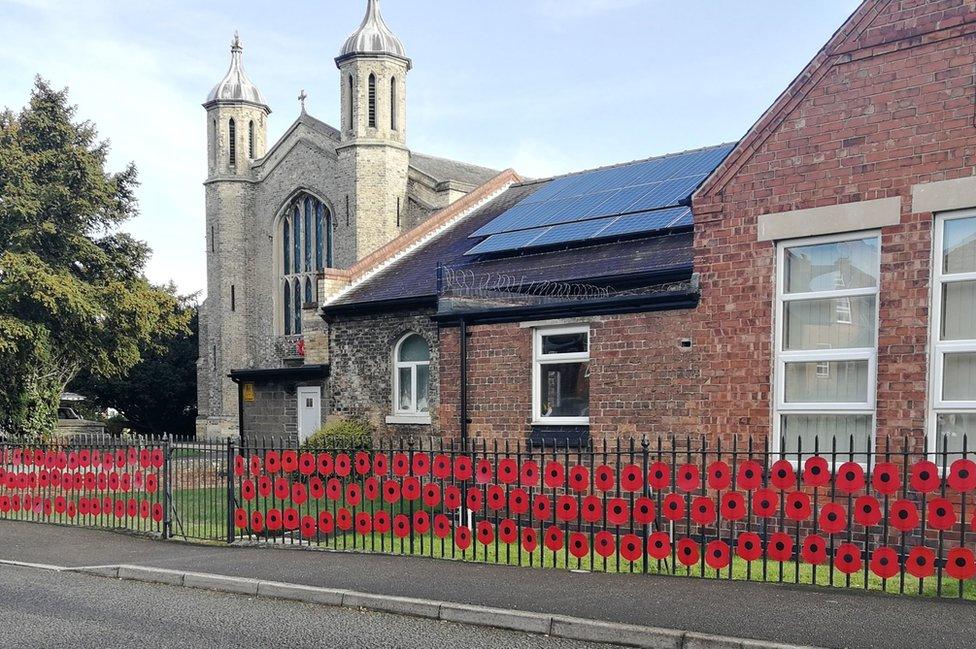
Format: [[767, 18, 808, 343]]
[[66, 564, 826, 649]]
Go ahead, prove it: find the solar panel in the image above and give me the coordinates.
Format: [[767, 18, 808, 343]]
[[470, 142, 734, 239], [464, 228, 549, 256], [596, 207, 689, 238]]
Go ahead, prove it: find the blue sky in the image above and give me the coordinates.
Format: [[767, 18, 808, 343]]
[[0, 0, 862, 296]]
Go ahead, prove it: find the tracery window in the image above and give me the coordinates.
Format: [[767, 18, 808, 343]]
[[280, 193, 333, 335]]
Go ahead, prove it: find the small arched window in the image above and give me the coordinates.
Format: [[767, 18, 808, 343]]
[[228, 118, 236, 165], [394, 334, 431, 415], [283, 282, 292, 335], [390, 77, 397, 131], [248, 120, 255, 158], [347, 75, 354, 129], [293, 279, 302, 335], [212, 119, 217, 163], [368, 73, 377, 128]]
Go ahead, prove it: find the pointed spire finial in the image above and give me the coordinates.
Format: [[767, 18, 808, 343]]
[[231, 30, 242, 52], [298, 89, 308, 114]]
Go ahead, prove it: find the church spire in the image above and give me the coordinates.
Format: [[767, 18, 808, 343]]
[[338, 0, 409, 65], [205, 31, 269, 110]]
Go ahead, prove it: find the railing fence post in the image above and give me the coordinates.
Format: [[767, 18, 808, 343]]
[[162, 434, 172, 539], [226, 438, 235, 545]]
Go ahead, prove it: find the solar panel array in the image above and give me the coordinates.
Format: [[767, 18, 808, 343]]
[[465, 142, 734, 256]]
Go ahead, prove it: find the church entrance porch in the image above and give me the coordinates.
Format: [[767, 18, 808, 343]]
[[230, 365, 329, 446]]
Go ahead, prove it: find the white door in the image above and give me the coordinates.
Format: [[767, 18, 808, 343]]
[[297, 386, 321, 443]]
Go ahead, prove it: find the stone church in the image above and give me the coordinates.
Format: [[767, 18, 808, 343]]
[[197, 0, 498, 439]]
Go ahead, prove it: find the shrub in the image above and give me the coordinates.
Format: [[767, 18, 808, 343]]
[[302, 418, 373, 450]]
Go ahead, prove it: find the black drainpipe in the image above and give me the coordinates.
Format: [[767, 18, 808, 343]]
[[459, 317, 469, 443]]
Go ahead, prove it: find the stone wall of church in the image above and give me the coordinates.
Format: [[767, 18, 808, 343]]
[[241, 377, 329, 447], [328, 308, 440, 439]]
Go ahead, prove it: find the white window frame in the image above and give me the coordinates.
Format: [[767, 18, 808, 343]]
[[391, 334, 431, 422], [532, 325, 590, 426], [772, 231, 882, 457], [928, 210, 976, 456]]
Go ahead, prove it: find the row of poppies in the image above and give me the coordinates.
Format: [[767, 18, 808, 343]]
[[2, 448, 165, 470], [233, 453, 976, 495], [0, 470, 160, 493], [0, 494, 164, 521]]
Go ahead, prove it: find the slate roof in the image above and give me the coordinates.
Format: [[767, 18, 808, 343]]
[[410, 153, 500, 188]]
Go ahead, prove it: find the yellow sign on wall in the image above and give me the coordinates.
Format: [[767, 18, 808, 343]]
[[242, 382, 256, 402]]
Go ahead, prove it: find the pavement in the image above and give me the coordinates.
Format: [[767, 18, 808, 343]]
[[0, 520, 972, 649], [0, 564, 618, 649]]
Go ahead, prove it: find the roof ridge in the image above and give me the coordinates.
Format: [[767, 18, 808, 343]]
[[513, 142, 738, 189]]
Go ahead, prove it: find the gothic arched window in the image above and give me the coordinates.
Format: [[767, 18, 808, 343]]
[[228, 118, 236, 165], [368, 73, 377, 128], [394, 334, 431, 414], [390, 77, 397, 131], [279, 193, 333, 335], [248, 120, 255, 159]]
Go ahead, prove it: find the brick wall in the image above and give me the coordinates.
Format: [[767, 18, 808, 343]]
[[692, 0, 976, 448], [241, 378, 327, 447]]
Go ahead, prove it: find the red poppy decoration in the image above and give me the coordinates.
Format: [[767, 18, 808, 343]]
[[733, 532, 761, 561], [266, 508, 282, 531], [948, 459, 976, 493], [662, 493, 686, 521], [767, 532, 793, 562], [393, 514, 410, 538], [355, 512, 372, 536], [835, 543, 862, 574], [676, 464, 700, 492], [834, 462, 865, 494], [374, 511, 391, 533], [497, 459, 518, 484], [233, 456, 245, 477], [413, 510, 431, 534], [556, 495, 579, 521], [569, 532, 589, 559], [326, 478, 342, 501], [545, 526, 564, 552], [620, 464, 643, 492], [633, 497, 655, 524], [257, 475, 272, 498], [691, 497, 716, 525], [910, 460, 941, 493], [593, 465, 614, 491], [607, 498, 630, 526], [362, 477, 378, 501], [720, 492, 746, 521], [372, 453, 388, 476], [444, 485, 461, 510], [737, 460, 764, 490], [752, 489, 779, 518], [648, 531, 671, 559], [647, 462, 670, 490], [234, 508, 248, 529], [250, 511, 264, 533], [383, 480, 401, 504], [568, 465, 589, 492], [819, 502, 847, 534], [477, 520, 494, 545], [282, 450, 298, 474], [433, 514, 451, 539], [466, 488, 482, 512], [545, 462, 566, 489], [927, 497, 957, 532], [392, 453, 409, 478], [854, 495, 882, 527], [454, 456, 473, 481], [581, 495, 602, 523], [423, 483, 441, 508], [803, 456, 830, 488], [769, 460, 796, 490], [574, 529, 607, 559], [889, 499, 920, 532], [354, 451, 371, 475], [402, 477, 421, 501], [533, 494, 552, 521], [335, 453, 352, 477], [344, 483, 361, 507], [292, 482, 309, 505], [299, 452, 316, 476], [521, 527, 539, 553], [486, 485, 506, 511], [317, 452, 334, 476], [617, 533, 641, 562], [705, 540, 731, 570], [475, 459, 493, 485], [906, 546, 936, 579], [241, 479, 256, 501], [509, 488, 529, 515], [274, 477, 290, 500], [871, 462, 901, 495], [676, 538, 699, 566], [455, 525, 472, 550], [870, 547, 900, 580], [707, 461, 732, 490], [520, 460, 540, 486], [411, 453, 430, 477], [801, 535, 827, 565], [785, 491, 812, 522], [432, 454, 451, 480], [283, 508, 300, 530]]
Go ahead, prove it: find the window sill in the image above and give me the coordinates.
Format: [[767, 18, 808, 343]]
[[385, 414, 432, 425], [531, 419, 589, 427]]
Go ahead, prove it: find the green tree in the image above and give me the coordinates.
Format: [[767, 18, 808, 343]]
[[0, 78, 190, 439]]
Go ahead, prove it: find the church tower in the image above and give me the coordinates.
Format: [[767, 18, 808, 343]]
[[199, 33, 271, 439], [335, 0, 411, 267]]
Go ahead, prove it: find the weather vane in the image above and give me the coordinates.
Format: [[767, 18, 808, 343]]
[[298, 89, 308, 113]]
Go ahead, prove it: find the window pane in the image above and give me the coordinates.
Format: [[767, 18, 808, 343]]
[[304, 198, 312, 273], [293, 206, 301, 275], [784, 296, 876, 350], [398, 367, 413, 411], [542, 332, 588, 355], [784, 238, 878, 294], [781, 414, 872, 460], [944, 216, 976, 274], [539, 362, 589, 418], [784, 360, 869, 403], [941, 280, 976, 341], [936, 413, 976, 463], [304, 278, 312, 304], [416, 364, 429, 413], [283, 220, 290, 275], [293, 281, 302, 335], [315, 202, 325, 271], [283, 283, 291, 336], [398, 335, 430, 362], [943, 352, 976, 401]]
